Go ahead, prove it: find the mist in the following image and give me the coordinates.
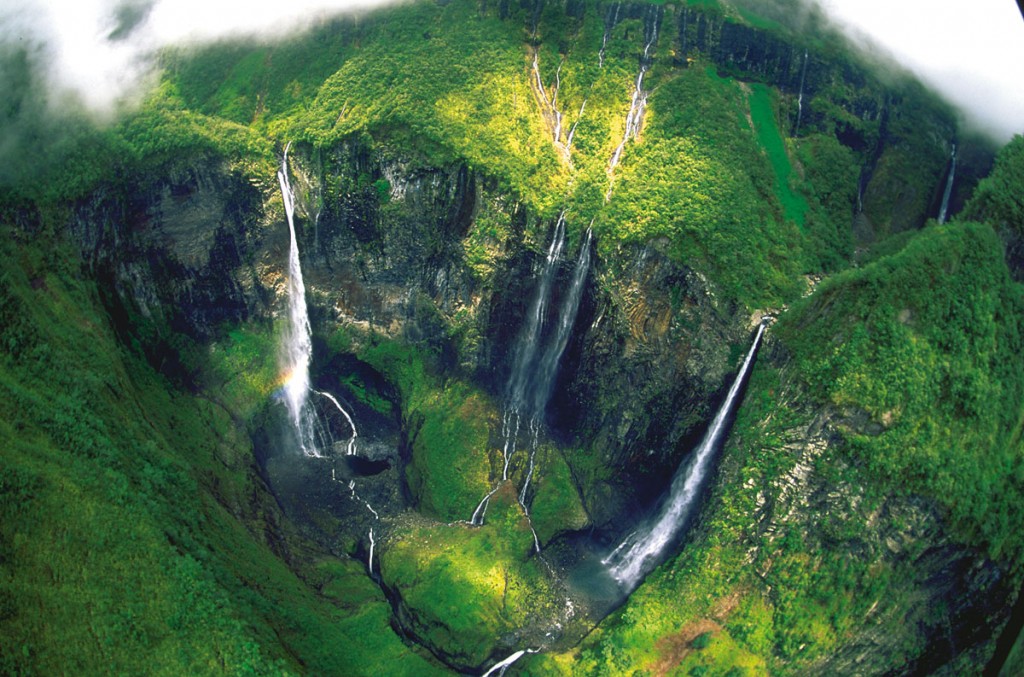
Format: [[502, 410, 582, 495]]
[[815, 0, 1024, 142], [1, 0, 398, 118], [2, 0, 1021, 175]]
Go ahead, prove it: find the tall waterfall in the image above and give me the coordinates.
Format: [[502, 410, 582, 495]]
[[277, 145, 358, 457], [938, 143, 957, 224], [472, 217, 592, 541], [278, 145, 319, 456], [507, 214, 566, 411], [603, 323, 766, 589]]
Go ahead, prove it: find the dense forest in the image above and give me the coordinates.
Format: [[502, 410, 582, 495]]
[[1, 0, 1022, 674]]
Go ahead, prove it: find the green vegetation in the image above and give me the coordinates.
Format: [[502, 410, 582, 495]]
[[3, 0, 1016, 674], [0, 231, 444, 675], [601, 66, 805, 305], [529, 445, 591, 545], [380, 487, 562, 669], [964, 134, 1024, 237], [532, 216, 1024, 674], [779, 221, 1024, 561], [749, 83, 808, 227], [348, 332, 493, 521]]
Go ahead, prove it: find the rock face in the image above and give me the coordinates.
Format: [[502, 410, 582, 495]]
[[704, 335, 1015, 671], [748, 395, 1015, 674], [42, 6, 1010, 670]]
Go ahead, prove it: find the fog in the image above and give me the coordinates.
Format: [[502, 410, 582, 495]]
[[0, 0, 395, 118], [1, 0, 1022, 141], [816, 0, 1024, 142]]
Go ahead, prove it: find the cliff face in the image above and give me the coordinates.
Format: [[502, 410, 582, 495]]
[[747, 379, 1014, 675], [2, 0, 1018, 674]]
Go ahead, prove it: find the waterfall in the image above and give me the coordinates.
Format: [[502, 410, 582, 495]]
[[603, 323, 766, 589], [471, 219, 593, 547], [315, 389, 358, 456], [565, 99, 586, 153], [527, 226, 592, 417], [471, 485, 501, 526], [278, 145, 358, 458], [598, 3, 621, 69], [368, 527, 376, 575], [606, 6, 659, 197], [794, 49, 808, 135], [507, 214, 567, 411], [938, 143, 957, 224], [532, 51, 579, 163], [278, 144, 319, 457], [482, 649, 537, 677]]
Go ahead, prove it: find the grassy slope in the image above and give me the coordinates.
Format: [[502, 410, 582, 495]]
[[1, 0, 993, 673], [163, 0, 875, 309], [527, 219, 1024, 675], [0, 230, 445, 675]]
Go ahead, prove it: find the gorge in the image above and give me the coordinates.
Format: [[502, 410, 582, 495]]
[[1, 1, 1023, 675]]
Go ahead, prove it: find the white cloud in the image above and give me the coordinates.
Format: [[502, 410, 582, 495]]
[[1, 0, 393, 117], [817, 0, 1024, 141], [4, 0, 1023, 142]]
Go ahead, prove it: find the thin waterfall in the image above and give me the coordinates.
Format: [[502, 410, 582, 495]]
[[794, 49, 808, 135], [315, 390, 358, 455], [603, 323, 766, 589], [938, 143, 957, 224], [482, 649, 537, 677], [565, 98, 587, 153], [471, 485, 501, 526], [532, 51, 578, 163], [368, 528, 376, 575], [606, 6, 659, 198], [598, 3, 621, 69]]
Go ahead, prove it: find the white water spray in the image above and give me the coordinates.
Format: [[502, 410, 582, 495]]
[[603, 324, 766, 589], [482, 649, 537, 677], [278, 144, 320, 457]]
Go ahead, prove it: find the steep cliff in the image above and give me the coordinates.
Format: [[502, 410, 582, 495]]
[[1, 0, 1019, 674]]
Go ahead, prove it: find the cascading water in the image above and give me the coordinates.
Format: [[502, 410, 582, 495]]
[[278, 145, 319, 456], [606, 6, 660, 198], [527, 227, 592, 417], [938, 143, 957, 224], [277, 145, 359, 458], [565, 99, 586, 153], [315, 389, 359, 456], [471, 218, 592, 551], [482, 649, 537, 677], [603, 323, 766, 590], [794, 49, 809, 135], [507, 214, 567, 411], [598, 3, 621, 69]]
